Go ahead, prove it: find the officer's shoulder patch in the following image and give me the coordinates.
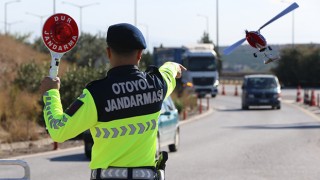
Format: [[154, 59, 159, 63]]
[[65, 99, 84, 117]]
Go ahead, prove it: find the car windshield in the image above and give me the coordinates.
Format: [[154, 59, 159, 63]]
[[187, 57, 216, 71], [246, 77, 277, 89]]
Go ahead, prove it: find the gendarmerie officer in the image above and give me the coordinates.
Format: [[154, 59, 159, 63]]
[[40, 23, 186, 180]]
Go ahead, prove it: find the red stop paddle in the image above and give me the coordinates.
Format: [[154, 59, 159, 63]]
[[42, 13, 79, 79]]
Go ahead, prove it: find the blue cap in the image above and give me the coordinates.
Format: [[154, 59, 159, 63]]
[[106, 23, 146, 50]]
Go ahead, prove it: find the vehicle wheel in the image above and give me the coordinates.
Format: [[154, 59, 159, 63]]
[[84, 142, 92, 159], [198, 94, 205, 98], [211, 94, 216, 98], [242, 104, 249, 110], [253, 53, 257, 58], [276, 105, 281, 110], [168, 128, 180, 152]]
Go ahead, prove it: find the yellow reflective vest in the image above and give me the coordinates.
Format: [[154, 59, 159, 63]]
[[43, 62, 179, 169]]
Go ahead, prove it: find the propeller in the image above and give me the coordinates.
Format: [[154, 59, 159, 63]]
[[223, 2, 299, 55], [223, 38, 246, 55], [258, 2, 299, 31]]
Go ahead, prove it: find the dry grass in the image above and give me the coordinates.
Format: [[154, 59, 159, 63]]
[[0, 35, 52, 142], [0, 36, 48, 87], [2, 118, 40, 143], [0, 35, 70, 89], [0, 87, 42, 143], [171, 90, 198, 113]]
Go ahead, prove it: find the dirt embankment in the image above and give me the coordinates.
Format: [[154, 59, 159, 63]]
[[0, 35, 68, 144], [0, 35, 49, 87]]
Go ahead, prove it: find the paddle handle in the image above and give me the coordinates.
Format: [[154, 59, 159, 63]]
[[49, 51, 64, 79]]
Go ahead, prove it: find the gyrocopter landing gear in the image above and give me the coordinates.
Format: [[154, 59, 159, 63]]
[[263, 51, 280, 64]]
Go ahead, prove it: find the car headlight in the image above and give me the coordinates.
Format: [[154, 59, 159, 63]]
[[213, 80, 219, 87], [183, 82, 193, 87]]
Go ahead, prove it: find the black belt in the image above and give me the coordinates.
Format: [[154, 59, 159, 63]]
[[91, 167, 156, 180]]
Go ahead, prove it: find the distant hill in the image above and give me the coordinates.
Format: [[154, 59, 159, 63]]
[[219, 44, 292, 73]]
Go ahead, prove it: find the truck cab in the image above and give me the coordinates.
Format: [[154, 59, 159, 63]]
[[181, 44, 219, 98]]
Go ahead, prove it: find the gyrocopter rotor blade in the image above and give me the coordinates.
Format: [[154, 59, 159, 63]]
[[258, 2, 299, 31], [223, 38, 246, 55]]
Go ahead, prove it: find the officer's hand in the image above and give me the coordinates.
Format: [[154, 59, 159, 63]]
[[175, 64, 187, 79], [40, 77, 60, 95]]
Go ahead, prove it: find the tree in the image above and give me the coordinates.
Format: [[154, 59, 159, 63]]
[[32, 33, 108, 67], [272, 45, 320, 87], [140, 51, 153, 70], [198, 32, 213, 43], [62, 33, 107, 66]]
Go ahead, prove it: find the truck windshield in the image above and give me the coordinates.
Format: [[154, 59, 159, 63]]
[[187, 57, 216, 71]]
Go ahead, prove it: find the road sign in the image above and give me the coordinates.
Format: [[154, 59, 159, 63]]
[[42, 13, 79, 53]]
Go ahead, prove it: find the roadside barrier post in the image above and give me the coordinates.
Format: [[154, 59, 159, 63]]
[[304, 89, 309, 105], [207, 97, 210, 111], [53, 142, 58, 150], [183, 108, 187, 120], [310, 89, 316, 106], [296, 85, 302, 103], [221, 84, 226, 95], [199, 97, 202, 114], [234, 85, 238, 96]]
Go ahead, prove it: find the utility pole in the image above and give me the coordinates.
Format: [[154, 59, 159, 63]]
[[62, 1, 99, 33], [216, 0, 219, 54], [4, 0, 20, 35], [53, 0, 56, 14], [134, 0, 137, 26]]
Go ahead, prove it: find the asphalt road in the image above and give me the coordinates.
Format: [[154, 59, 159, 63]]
[[2, 88, 320, 180], [166, 94, 320, 180]]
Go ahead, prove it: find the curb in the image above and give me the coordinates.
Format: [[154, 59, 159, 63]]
[[179, 108, 214, 126], [0, 138, 53, 151]]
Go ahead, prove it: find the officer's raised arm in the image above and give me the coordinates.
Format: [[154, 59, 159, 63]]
[[159, 62, 187, 99]]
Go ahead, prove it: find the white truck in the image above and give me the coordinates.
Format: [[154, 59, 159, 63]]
[[153, 43, 219, 97]]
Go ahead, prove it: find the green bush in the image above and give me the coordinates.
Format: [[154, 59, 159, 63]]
[[13, 61, 47, 93], [173, 99, 183, 114]]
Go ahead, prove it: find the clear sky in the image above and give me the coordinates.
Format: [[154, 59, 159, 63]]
[[0, 0, 319, 52]]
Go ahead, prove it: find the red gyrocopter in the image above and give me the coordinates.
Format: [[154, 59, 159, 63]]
[[223, 2, 299, 64]]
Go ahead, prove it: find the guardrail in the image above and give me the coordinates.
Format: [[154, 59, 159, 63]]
[[0, 159, 30, 180]]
